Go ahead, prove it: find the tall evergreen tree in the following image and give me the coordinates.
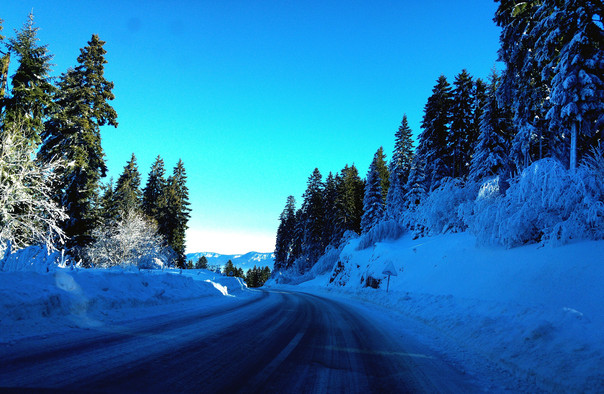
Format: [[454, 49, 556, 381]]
[[38, 34, 117, 253], [113, 153, 142, 215], [3, 13, 55, 144], [322, 172, 339, 246], [533, 0, 604, 169], [374, 147, 390, 203], [469, 70, 514, 181], [300, 168, 325, 270], [448, 70, 475, 178], [159, 159, 191, 267], [386, 115, 414, 220], [274, 195, 296, 271], [361, 151, 385, 233], [334, 164, 365, 236], [0, 19, 9, 99], [419, 75, 453, 191], [142, 155, 167, 222]]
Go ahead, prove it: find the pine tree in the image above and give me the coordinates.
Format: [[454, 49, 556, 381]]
[[335, 164, 365, 236], [113, 153, 142, 215], [448, 70, 475, 178], [38, 34, 117, 254], [158, 159, 191, 267], [495, 0, 551, 171], [2, 13, 55, 144], [322, 172, 339, 246], [361, 151, 385, 233], [374, 147, 390, 203], [419, 75, 453, 191], [274, 195, 296, 271], [0, 19, 9, 99], [300, 168, 325, 270], [386, 115, 414, 220], [534, 0, 604, 169], [223, 260, 236, 276], [195, 255, 208, 269], [469, 70, 514, 181], [142, 155, 166, 222]]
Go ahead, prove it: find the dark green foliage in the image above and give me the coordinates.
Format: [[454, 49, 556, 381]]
[[448, 70, 476, 178], [142, 155, 167, 222], [113, 153, 142, 215], [419, 75, 453, 191], [2, 13, 55, 144], [223, 260, 245, 278], [245, 265, 271, 288], [386, 115, 414, 220], [195, 255, 208, 269], [361, 150, 385, 233], [374, 147, 390, 203], [274, 195, 296, 271], [301, 168, 325, 270], [334, 164, 365, 236], [38, 34, 117, 253], [158, 159, 191, 267]]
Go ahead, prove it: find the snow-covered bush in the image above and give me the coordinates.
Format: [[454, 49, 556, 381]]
[[0, 244, 69, 273], [0, 124, 67, 254], [357, 219, 405, 250], [413, 178, 478, 236], [84, 210, 170, 269], [467, 158, 604, 247]]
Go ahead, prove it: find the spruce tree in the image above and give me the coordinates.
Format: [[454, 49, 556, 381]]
[[3, 13, 55, 144], [142, 155, 166, 222], [361, 151, 385, 233], [195, 255, 208, 269], [322, 172, 340, 246], [386, 115, 414, 220], [0, 19, 9, 99], [335, 164, 365, 236], [374, 147, 390, 204], [534, 0, 604, 169], [300, 168, 325, 270], [38, 34, 117, 253], [448, 70, 475, 178], [469, 70, 514, 181], [274, 195, 296, 271], [419, 75, 452, 191], [159, 159, 191, 267], [113, 153, 142, 215]]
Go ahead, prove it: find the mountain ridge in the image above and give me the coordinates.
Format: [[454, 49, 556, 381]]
[[186, 251, 274, 271]]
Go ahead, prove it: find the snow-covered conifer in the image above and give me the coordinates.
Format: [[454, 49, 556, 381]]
[[386, 115, 414, 221], [448, 70, 475, 178], [361, 151, 385, 233]]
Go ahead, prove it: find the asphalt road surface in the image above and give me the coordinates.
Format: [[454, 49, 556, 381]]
[[0, 290, 481, 393]]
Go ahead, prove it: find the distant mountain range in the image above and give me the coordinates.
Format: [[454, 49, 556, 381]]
[[186, 251, 274, 271]]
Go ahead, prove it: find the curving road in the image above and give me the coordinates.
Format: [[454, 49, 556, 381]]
[[0, 290, 480, 393]]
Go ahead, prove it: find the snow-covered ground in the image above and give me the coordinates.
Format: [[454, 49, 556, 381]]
[[267, 232, 604, 392], [0, 265, 249, 343]]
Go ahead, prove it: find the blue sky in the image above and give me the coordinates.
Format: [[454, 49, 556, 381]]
[[1, 1, 501, 254]]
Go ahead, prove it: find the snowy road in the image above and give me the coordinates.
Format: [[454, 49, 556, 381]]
[[0, 289, 480, 393]]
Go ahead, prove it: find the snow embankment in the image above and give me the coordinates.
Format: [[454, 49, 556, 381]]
[[0, 254, 249, 342], [282, 233, 604, 392]]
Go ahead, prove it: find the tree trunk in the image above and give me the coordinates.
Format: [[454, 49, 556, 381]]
[[570, 121, 577, 170]]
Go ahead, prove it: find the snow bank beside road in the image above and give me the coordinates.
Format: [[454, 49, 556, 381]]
[[0, 267, 249, 342], [273, 233, 604, 392]]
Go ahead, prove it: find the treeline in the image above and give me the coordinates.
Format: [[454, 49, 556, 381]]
[[274, 0, 603, 275], [0, 14, 191, 267], [190, 256, 271, 288]]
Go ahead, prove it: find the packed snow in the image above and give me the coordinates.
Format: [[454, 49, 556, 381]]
[[267, 232, 604, 392]]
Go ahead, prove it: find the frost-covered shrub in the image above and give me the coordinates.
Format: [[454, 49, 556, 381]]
[[356, 220, 405, 250], [0, 124, 67, 253], [84, 210, 171, 269], [0, 244, 70, 272], [413, 178, 478, 236], [467, 158, 604, 247]]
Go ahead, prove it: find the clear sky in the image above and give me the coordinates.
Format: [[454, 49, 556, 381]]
[[1, 1, 502, 254]]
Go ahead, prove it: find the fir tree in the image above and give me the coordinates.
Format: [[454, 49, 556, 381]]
[[0, 19, 9, 99], [195, 255, 208, 269], [158, 159, 191, 267], [300, 168, 325, 270], [361, 151, 385, 233], [386, 115, 414, 220], [113, 153, 142, 215], [3, 13, 55, 144], [448, 70, 475, 178], [38, 34, 117, 254], [534, 0, 604, 169], [419, 75, 452, 191], [469, 70, 514, 181], [223, 260, 236, 276], [274, 195, 296, 271], [334, 164, 365, 236], [142, 155, 166, 222], [374, 147, 390, 204], [322, 172, 340, 246]]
